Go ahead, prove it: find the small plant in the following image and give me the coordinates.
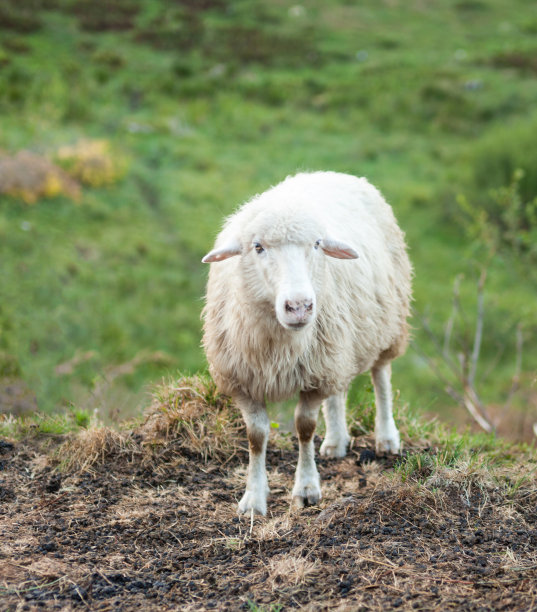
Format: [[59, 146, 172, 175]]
[[247, 600, 283, 612], [70, 409, 91, 429], [395, 451, 435, 483], [347, 378, 376, 435], [223, 537, 242, 551], [457, 169, 537, 261]]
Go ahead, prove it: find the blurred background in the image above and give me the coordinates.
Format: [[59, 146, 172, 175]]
[[1, 0, 536, 440]]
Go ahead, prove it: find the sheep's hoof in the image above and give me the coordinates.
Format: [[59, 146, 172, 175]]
[[375, 435, 400, 454], [320, 435, 350, 458], [238, 491, 267, 516], [291, 485, 321, 509], [375, 420, 401, 454]]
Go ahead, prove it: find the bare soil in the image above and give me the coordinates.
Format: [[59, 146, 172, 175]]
[[2, 428, 537, 612]]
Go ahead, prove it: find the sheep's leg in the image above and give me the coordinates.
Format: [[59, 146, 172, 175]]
[[236, 397, 270, 516], [320, 393, 351, 458], [292, 391, 323, 507], [371, 363, 400, 453]]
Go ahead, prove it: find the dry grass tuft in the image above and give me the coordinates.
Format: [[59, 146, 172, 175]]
[[138, 374, 246, 462], [57, 426, 132, 472], [263, 553, 321, 589], [54, 375, 246, 471]]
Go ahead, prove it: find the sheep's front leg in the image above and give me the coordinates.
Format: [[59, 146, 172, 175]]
[[236, 396, 270, 516], [320, 393, 351, 458], [292, 391, 323, 508], [372, 363, 400, 453]]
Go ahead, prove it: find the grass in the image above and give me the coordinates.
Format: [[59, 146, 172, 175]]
[[0, 0, 536, 433]]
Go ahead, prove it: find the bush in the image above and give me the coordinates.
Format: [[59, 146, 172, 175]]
[[456, 113, 537, 259], [457, 170, 537, 260], [55, 140, 128, 188], [467, 112, 537, 205], [0, 150, 80, 204]]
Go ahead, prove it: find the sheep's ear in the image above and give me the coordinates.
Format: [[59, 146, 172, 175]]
[[202, 240, 242, 263], [320, 238, 359, 260]]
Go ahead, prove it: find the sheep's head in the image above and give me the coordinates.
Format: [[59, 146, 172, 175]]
[[203, 218, 358, 332]]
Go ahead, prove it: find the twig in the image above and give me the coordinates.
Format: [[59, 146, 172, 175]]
[[32, 491, 70, 512], [469, 269, 487, 387], [415, 269, 509, 434], [505, 325, 523, 411], [443, 274, 463, 359]]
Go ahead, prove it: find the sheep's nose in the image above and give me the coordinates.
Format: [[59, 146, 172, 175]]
[[285, 300, 313, 319]]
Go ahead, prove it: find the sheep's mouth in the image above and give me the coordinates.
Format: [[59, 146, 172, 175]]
[[286, 322, 308, 331]]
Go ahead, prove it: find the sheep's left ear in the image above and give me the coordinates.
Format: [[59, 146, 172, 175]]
[[202, 239, 242, 263], [320, 238, 359, 260]]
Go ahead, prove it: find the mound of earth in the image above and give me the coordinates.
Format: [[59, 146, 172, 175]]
[[2, 432, 537, 611]]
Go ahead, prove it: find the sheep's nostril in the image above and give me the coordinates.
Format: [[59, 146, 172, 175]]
[[284, 300, 313, 318]]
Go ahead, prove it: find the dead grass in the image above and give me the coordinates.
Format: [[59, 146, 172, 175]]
[[136, 374, 246, 463], [54, 375, 246, 472], [57, 426, 132, 472], [264, 553, 321, 589]]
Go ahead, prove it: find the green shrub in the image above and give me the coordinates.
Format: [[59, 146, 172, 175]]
[[455, 113, 537, 259], [467, 112, 537, 205], [457, 170, 537, 260]]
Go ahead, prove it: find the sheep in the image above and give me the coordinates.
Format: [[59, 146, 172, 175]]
[[202, 171, 412, 515]]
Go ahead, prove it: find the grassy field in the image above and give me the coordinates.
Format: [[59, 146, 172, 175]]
[[1, 0, 537, 434]]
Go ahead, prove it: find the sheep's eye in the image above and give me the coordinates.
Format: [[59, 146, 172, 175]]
[[314, 239, 321, 250], [254, 243, 265, 254]]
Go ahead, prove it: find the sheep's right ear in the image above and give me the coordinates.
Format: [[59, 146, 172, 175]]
[[202, 240, 242, 263]]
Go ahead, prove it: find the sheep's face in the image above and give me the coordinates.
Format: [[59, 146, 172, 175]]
[[248, 240, 322, 331], [203, 227, 358, 332]]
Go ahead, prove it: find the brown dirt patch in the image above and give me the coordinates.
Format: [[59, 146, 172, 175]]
[[2, 428, 537, 611]]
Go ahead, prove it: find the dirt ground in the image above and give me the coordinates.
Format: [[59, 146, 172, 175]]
[[2, 375, 537, 612], [2, 427, 537, 612]]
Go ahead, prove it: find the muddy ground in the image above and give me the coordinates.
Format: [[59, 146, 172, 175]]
[[2, 425, 537, 612]]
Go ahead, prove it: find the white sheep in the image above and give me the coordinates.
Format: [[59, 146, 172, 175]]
[[202, 171, 412, 515]]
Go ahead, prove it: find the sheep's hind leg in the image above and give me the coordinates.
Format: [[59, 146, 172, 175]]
[[371, 363, 400, 454], [292, 391, 323, 508], [236, 397, 270, 516], [320, 393, 351, 458]]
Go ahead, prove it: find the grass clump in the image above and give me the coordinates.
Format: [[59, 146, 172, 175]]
[[46, 375, 244, 472], [57, 425, 132, 472], [139, 373, 245, 462]]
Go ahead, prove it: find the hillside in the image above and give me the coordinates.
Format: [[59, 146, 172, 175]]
[[1, 0, 537, 427], [2, 377, 536, 610]]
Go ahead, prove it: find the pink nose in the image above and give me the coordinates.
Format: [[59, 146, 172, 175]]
[[284, 299, 313, 322]]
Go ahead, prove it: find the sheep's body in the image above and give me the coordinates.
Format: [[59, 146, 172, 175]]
[[202, 171, 412, 515]]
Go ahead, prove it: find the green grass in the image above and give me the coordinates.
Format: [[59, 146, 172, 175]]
[[1, 0, 536, 432], [0, 407, 92, 438]]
